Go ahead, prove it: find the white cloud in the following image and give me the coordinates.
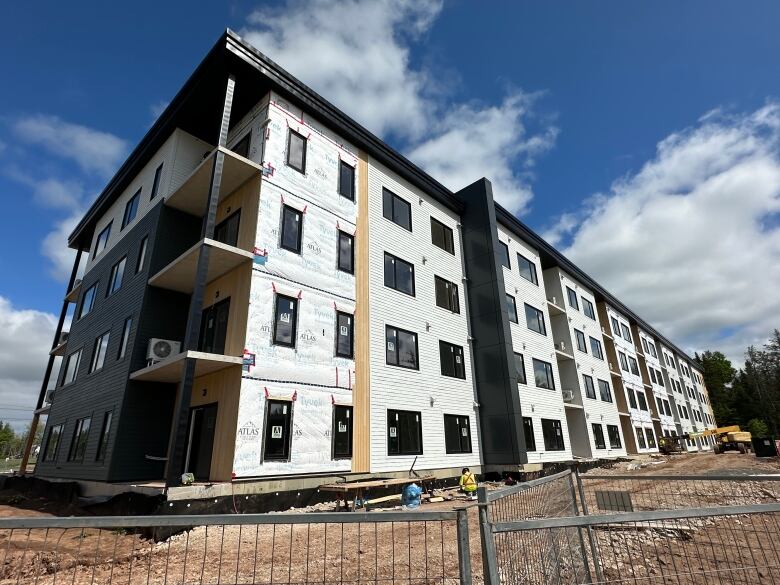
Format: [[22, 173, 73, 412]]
[[13, 114, 128, 178], [150, 100, 169, 121], [3, 169, 84, 210], [547, 104, 780, 364], [41, 212, 82, 282]]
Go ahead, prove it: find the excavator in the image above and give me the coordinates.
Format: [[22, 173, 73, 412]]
[[688, 425, 753, 454]]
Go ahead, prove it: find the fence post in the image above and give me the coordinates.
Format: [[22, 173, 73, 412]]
[[574, 463, 604, 583], [568, 467, 594, 584], [477, 486, 500, 585], [456, 508, 473, 585]]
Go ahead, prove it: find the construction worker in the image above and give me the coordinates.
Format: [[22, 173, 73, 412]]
[[459, 467, 478, 500]]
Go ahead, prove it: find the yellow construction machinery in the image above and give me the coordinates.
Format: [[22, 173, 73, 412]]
[[688, 425, 753, 454]]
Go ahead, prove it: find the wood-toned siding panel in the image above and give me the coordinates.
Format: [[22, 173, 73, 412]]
[[215, 176, 261, 252], [202, 263, 252, 357]]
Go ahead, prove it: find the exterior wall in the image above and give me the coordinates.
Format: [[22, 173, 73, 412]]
[[659, 343, 696, 449], [638, 328, 676, 435]]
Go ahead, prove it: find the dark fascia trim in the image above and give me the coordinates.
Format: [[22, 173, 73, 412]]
[[493, 204, 696, 364]]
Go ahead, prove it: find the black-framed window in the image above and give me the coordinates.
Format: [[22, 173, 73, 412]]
[[635, 427, 647, 449], [136, 236, 148, 273], [439, 340, 466, 379], [523, 417, 536, 451], [656, 397, 664, 416], [93, 222, 111, 259], [89, 331, 110, 374], [637, 391, 648, 411], [621, 323, 632, 343], [118, 317, 132, 359], [233, 132, 251, 158], [649, 368, 657, 384], [583, 374, 596, 399], [514, 352, 527, 384], [498, 241, 510, 269], [524, 303, 546, 335], [598, 379, 613, 402], [444, 414, 472, 454], [628, 356, 640, 376], [582, 298, 596, 320], [338, 231, 354, 274], [382, 188, 412, 231], [574, 329, 587, 353], [42, 424, 63, 462], [121, 189, 141, 230], [664, 400, 672, 416], [533, 358, 555, 390], [507, 294, 519, 323], [386, 325, 418, 370], [150, 163, 164, 200], [78, 282, 98, 319], [215, 210, 241, 247], [542, 419, 565, 451], [273, 294, 298, 347], [610, 317, 620, 336], [627, 387, 638, 409], [618, 351, 629, 371], [62, 349, 81, 386], [336, 312, 354, 358], [338, 160, 355, 201], [607, 425, 622, 449], [333, 405, 353, 459], [67, 417, 91, 462], [641, 337, 649, 353], [263, 400, 293, 461], [107, 256, 126, 296], [434, 276, 459, 313], [280, 205, 303, 253], [645, 428, 657, 449], [95, 411, 113, 462], [592, 424, 606, 449], [431, 217, 454, 254], [286, 129, 306, 173], [384, 252, 415, 296], [517, 254, 538, 284], [387, 409, 422, 455], [648, 341, 657, 358], [566, 287, 579, 310]]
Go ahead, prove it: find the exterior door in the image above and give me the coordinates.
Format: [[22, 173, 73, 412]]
[[184, 403, 218, 481], [199, 297, 230, 354]]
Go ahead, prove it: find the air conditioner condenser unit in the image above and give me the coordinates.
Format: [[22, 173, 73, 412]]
[[147, 339, 181, 363]]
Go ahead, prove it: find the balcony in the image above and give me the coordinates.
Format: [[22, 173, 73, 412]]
[[64, 280, 82, 303], [546, 298, 566, 316], [49, 333, 70, 357], [148, 238, 253, 294], [165, 147, 262, 217], [129, 351, 243, 383]]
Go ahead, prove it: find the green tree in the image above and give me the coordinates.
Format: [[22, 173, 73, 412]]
[[746, 418, 770, 437]]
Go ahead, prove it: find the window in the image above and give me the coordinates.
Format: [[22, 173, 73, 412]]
[[67, 417, 91, 462], [635, 427, 647, 449], [121, 189, 141, 230], [263, 400, 293, 461], [338, 160, 355, 201], [431, 217, 454, 254], [95, 411, 113, 462], [582, 298, 596, 320], [628, 356, 639, 376], [215, 210, 241, 247], [514, 353, 527, 384], [637, 391, 648, 411], [524, 303, 546, 335], [93, 222, 112, 259], [332, 405, 352, 459], [507, 294, 519, 323], [286, 130, 307, 173], [338, 231, 354, 274], [89, 331, 110, 373], [386, 326, 419, 370], [150, 163, 164, 200], [627, 387, 638, 409], [387, 410, 422, 455], [382, 188, 412, 231], [607, 425, 622, 449], [590, 337, 604, 359], [273, 294, 298, 347], [233, 132, 251, 158], [135, 236, 148, 273], [610, 317, 620, 336], [498, 241, 510, 269], [641, 337, 649, 353], [517, 254, 538, 284], [592, 424, 606, 449], [566, 287, 579, 310], [620, 323, 632, 343], [439, 341, 466, 379], [118, 317, 132, 359], [107, 256, 126, 296], [434, 276, 459, 313], [42, 424, 63, 462], [280, 205, 303, 253], [664, 400, 672, 416], [541, 419, 565, 451], [598, 379, 613, 402], [645, 428, 657, 449], [63, 349, 81, 385], [618, 351, 629, 371], [574, 329, 587, 353], [583, 374, 596, 399], [648, 341, 657, 357], [533, 359, 555, 390], [523, 417, 536, 451], [656, 397, 664, 415], [78, 283, 98, 319], [649, 368, 657, 384], [444, 414, 472, 454], [384, 252, 415, 296], [335, 312, 354, 358]]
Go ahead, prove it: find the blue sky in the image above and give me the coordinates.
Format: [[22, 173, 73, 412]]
[[1, 0, 779, 422]]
